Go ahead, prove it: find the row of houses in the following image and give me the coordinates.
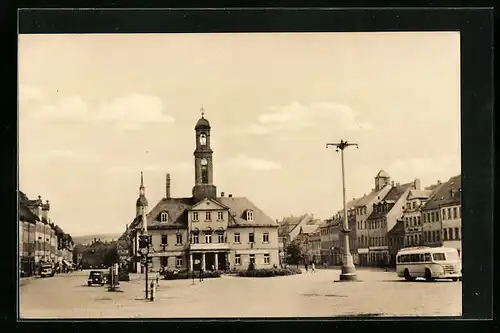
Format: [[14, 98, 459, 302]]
[[278, 171, 462, 267], [19, 191, 74, 276]]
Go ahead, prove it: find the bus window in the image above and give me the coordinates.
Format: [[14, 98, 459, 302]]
[[419, 254, 425, 262], [432, 253, 446, 261], [424, 253, 431, 262]]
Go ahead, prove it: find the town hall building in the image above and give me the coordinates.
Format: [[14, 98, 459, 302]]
[[118, 113, 279, 273]]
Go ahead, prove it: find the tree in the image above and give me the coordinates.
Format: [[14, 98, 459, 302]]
[[103, 244, 119, 267], [286, 241, 304, 267]]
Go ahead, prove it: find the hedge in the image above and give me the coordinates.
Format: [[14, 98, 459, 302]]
[[238, 267, 302, 277], [164, 270, 222, 280]]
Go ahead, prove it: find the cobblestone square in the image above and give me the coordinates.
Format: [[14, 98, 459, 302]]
[[20, 268, 461, 318]]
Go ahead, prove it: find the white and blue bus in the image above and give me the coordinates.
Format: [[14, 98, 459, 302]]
[[396, 246, 461, 282]]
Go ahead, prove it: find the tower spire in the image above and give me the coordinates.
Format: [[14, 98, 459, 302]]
[[136, 171, 148, 216], [200, 105, 204, 118]]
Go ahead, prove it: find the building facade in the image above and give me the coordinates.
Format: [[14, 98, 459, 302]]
[[123, 115, 279, 273], [403, 189, 432, 247], [421, 181, 446, 248]]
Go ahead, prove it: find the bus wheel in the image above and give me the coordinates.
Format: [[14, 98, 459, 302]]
[[404, 269, 412, 281], [425, 269, 433, 282], [451, 277, 458, 282]]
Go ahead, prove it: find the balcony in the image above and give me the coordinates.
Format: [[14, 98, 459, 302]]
[[189, 243, 230, 251]]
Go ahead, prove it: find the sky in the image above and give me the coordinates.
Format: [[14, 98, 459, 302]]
[[18, 32, 461, 236]]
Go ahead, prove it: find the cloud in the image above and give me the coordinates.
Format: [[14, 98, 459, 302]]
[[22, 149, 99, 163], [224, 154, 282, 171], [248, 101, 372, 135], [388, 154, 461, 185], [20, 87, 175, 131], [106, 162, 192, 175], [28, 95, 91, 123], [97, 94, 175, 131], [18, 84, 47, 103]]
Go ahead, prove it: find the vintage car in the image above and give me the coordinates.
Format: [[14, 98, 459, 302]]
[[87, 270, 107, 286], [40, 263, 55, 277]]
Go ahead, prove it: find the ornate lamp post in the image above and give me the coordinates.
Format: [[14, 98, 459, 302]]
[[326, 139, 358, 281]]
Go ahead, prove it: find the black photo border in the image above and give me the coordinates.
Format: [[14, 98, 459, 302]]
[[2, 4, 495, 333]]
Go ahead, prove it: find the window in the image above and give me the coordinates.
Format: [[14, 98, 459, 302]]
[[176, 234, 182, 245], [161, 235, 168, 245], [192, 233, 199, 244], [249, 233, 254, 243], [424, 253, 431, 262], [161, 256, 168, 267], [423, 214, 426, 223], [432, 231, 436, 242], [205, 212, 211, 221], [246, 210, 253, 221], [417, 216, 421, 225], [418, 234, 422, 244], [433, 253, 446, 261], [412, 202, 416, 209], [234, 233, 241, 243], [447, 208, 452, 219], [442, 209, 446, 220], [443, 229, 448, 240], [264, 253, 270, 264], [176, 256, 183, 267], [235, 254, 241, 265], [364, 221, 367, 229], [192, 212, 199, 221], [407, 203, 411, 209], [217, 211, 224, 220], [435, 212, 439, 221], [436, 231, 440, 241], [249, 254, 255, 264], [455, 227, 460, 240], [218, 233, 224, 243], [205, 234, 212, 244], [199, 133, 207, 145], [453, 207, 457, 219], [262, 232, 269, 243], [448, 227, 453, 240], [160, 212, 168, 222], [405, 218, 408, 228]]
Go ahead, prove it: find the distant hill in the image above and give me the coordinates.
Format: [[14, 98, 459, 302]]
[[72, 233, 122, 245]]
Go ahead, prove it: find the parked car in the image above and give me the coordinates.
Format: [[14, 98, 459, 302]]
[[87, 270, 107, 286], [40, 263, 55, 277]]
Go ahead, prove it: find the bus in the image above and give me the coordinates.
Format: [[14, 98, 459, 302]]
[[396, 246, 461, 282]]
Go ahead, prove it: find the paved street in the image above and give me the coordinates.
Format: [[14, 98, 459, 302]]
[[20, 268, 461, 318]]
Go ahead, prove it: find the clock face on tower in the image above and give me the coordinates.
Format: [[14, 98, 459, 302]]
[[201, 158, 208, 166]]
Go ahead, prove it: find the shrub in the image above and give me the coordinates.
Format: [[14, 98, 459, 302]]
[[164, 270, 222, 280], [238, 268, 302, 277]]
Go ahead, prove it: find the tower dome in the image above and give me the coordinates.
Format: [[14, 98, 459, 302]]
[[195, 116, 210, 130]]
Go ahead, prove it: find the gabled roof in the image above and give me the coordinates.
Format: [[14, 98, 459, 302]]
[[217, 196, 277, 227], [367, 182, 414, 220], [300, 224, 319, 234], [421, 175, 461, 211], [354, 184, 392, 208], [388, 220, 404, 236], [280, 214, 307, 227], [19, 201, 39, 223], [376, 169, 390, 178], [141, 197, 194, 230], [407, 189, 432, 200]]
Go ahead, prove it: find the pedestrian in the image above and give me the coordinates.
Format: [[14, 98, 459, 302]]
[[311, 262, 315, 273], [305, 262, 308, 272], [211, 264, 215, 272], [199, 268, 204, 282]]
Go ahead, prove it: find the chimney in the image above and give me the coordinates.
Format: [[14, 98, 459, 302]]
[[221, 192, 225, 197], [391, 181, 395, 186], [42, 200, 50, 221], [414, 178, 421, 190], [437, 180, 441, 185], [228, 194, 233, 198], [166, 173, 171, 199]]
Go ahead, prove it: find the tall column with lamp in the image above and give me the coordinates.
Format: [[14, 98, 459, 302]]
[[327, 139, 358, 281]]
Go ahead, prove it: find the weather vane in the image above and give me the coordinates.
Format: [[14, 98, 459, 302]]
[[200, 105, 205, 118]]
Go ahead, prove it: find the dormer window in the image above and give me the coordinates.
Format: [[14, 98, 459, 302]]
[[160, 212, 168, 222], [246, 210, 254, 221]]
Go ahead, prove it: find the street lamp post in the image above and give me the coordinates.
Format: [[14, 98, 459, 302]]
[[327, 139, 358, 281]]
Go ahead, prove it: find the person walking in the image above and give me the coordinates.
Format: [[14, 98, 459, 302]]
[[199, 268, 204, 282], [304, 262, 309, 273], [311, 262, 315, 273]]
